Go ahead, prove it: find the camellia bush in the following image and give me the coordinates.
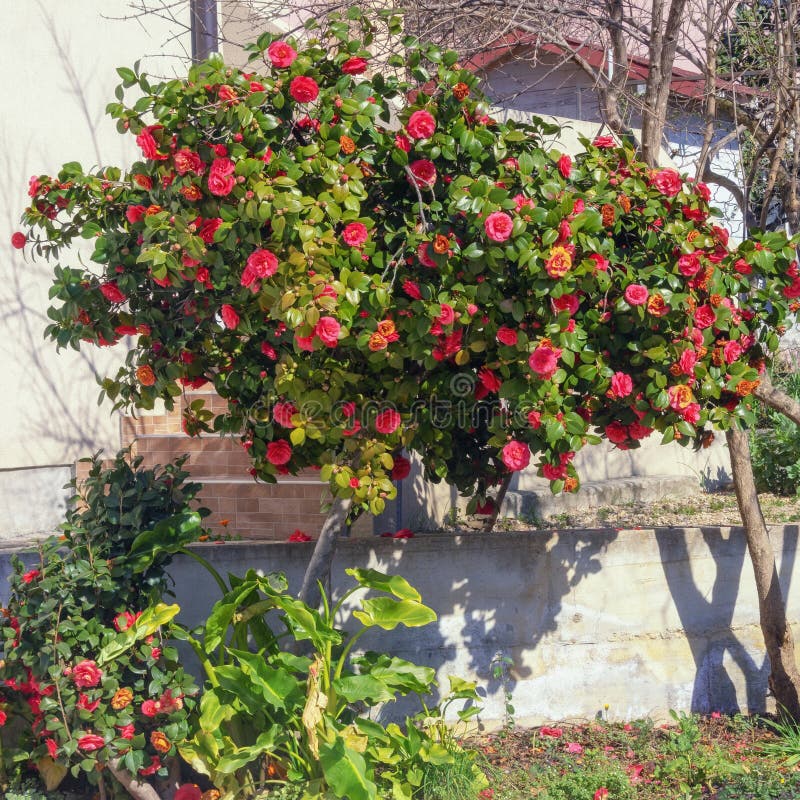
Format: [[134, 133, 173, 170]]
[[16, 9, 800, 516]]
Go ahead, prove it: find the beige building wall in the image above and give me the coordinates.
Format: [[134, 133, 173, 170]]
[[0, 1, 192, 538]]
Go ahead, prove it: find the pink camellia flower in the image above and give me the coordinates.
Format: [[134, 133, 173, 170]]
[[288, 529, 312, 542], [527, 410, 542, 429], [497, 326, 518, 346], [141, 700, 159, 717], [652, 168, 683, 197], [624, 284, 648, 306], [609, 371, 633, 399], [395, 134, 411, 153], [315, 316, 341, 347], [391, 455, 411, 480], [694, 304, 716, 329], [261, 342, 277, 360], [208, 171, 235, 196], [723, 339, 743, 364], [592, 135, 615, 148], [126, 205, 146, 224], [668, 384, 694, 411], [11, 231, 26, 249], [45, 738, 57, 757], [77, 734, 106, 752], [528, 343, 561, 379], [241, 248, 279, 288], [117, 724, 136, 741], [113, 610, 141, 632], [267, 40, 297, 68], [484, 211, 513, 242], [542, 462, 567, 481], [217, 85, 237, 102], [342, 56, 368, 74], [594, 789, 609, 800], [552, 294, 579, 315], [502, 440, 531, 471], [197, 216, 222, 244], [22, 569, 40, 584], [267, 440, 292, 465], [77, 693, 101, 713], [403, 279, 422, 299], [539, 726, 563, 738], [558, 154, 572, 178], [72, 660, 103, 689], [289, 76, 319, 103], [589, 253, 609, 272], [677, 252, 702, 277], [375, 409, 402, 435], [174, 149, 205, 175], [139, 756, 162, 776], [135, 126, 168, 160], [174, 785, 203, 800], [417, 242, 437, 267], [100, 282, 127, 304], [407, 110, 436, 139], [478, 367, 502, 393], [220, 304, 240, 330], [733, 258, 752, 275], [408, 159, 437, 188], [437, 304, 456, 326], [295, 333, 315, 351], [682, 402, 701, 424], [273, 401, 297, 428], [342, 222, 368, 247], [565, 742, 583, 754], [678, 349, 698, 375]]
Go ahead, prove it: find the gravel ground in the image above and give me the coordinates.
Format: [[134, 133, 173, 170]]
[[476, 491, 800, 531]]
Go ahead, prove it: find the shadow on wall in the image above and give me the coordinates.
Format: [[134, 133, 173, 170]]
[[655, 526, 798, 715]]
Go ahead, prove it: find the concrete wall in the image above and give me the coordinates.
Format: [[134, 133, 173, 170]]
[[17, 525, 780, 726], [0, 1, 192, 537]]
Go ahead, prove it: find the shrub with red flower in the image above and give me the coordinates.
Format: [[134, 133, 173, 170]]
[[20, 9, 800, 518]]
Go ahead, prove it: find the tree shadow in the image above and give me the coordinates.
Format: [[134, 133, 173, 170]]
[[654, 525, 798, 714]]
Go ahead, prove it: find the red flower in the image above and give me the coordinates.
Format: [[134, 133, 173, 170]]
[[501, 440, 530, 471], [315, 316, 341, 347], [529, 344, 561, 379], [594, 789, 609, 800], [267, 440, 292, 465], [624, 284, 648, 306], [527, 410, 542, 429], [197, 217, 222, 243], [652, 168, 683, 196], [71, 660, 102, 688], [45, 737, 57, 757], [273, 401, 297, 428], [77, 733, 106, 751], [589, 253, 609, 272], [135, 126, 168, 160], [592, 135, 615, 148], [288, 529, 312, 542], [114, 610, 141, 631], [391, 455, 411, 480], [552, 294, 579, 315], [677, 252, 702, 277], [496, 326, 518, 346], [100, 282, 127, 304], [342, 222, 368, 247], [436, 304, 456, 326], [268, 40, 297, 68], [11, 232, 26, 249], [403, 279, 422, 299], [242, 248, 279, 288], [174, 785, 203, 800], [174, 149, 205, 175], [407, 110, 436, 139], [558, 154, 572, 178], [220, 304, 240, 330], [117, 724, 135, 740], [392, 528, 414, 539], [208, 171, 235, 196], [0, 710, 7, 726], [342, 57, 368, 74], [484, 211, 513, 242], [77, 693, 101, 713], [605, 421, 628, 445], [395, 134, 411, 152], [478, 367, 502, 393], [141, 699, 159, 717], [375, 409, 401, 434], [139, 756, 162, 776], [609, 372, 633, 399], [694, 304, 716, 329], [290, 76, 319, 103], [733, 258, 752, 275], [261, 342, 277, 359], [21, 569, 40, 584], [408, 159, 436, 188]]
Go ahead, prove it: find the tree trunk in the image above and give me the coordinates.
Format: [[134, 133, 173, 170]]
[[754, 373, 800, 427], [482, 472, 513, 532], [298, 495, 352, 607], [727, 429, 800, 720], [107, 759, 162, 800]]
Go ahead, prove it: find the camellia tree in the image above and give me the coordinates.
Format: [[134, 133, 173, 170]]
[[15, 10, 800, 605]]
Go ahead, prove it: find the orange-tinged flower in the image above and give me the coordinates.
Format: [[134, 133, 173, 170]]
[[201, 791, 221, 800], [136, 365, 156, 386], [453, 82, 470, 101], [646, 293, 669, 317], [180, 185, 203, 201], [710, 293, 722, 307], [432, 234, 450, 254], [617, 194, 631, 213], [150, 730, 171, 753], [145, 204, 163, 216], [545, 246, 572, 279], [368, 332, 388, 351], [111, 687, 134, 710], [736, 379, 760, 397], [668, 384, 694, 411], [601, 203, 615, 226], [377, 320, 396, 338], [339, 135, 356, 155], [563, 476, 578, 493]]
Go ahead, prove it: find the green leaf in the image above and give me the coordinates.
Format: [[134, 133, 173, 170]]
[[319, 737, 377, 800], [345, 568, 421, 601], [228, 648, 300, 710], [98, 604, 179, 665], [333, 674, 395, 704], [353, 597, 436, 630], [216, 728, 279, 774]]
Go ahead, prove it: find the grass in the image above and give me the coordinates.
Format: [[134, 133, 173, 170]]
[[469, 713, 800, 800]]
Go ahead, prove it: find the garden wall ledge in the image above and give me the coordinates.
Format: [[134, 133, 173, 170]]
[[4, 526, 798, 726]]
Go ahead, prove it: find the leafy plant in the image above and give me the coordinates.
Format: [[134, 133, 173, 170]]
[[178, 567, 485, 800], [0, 451, 207, 798]]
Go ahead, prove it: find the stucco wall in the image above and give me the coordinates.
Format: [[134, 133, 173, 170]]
[[48, 525, 788, 726]]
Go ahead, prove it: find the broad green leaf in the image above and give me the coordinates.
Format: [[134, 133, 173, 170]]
[[98, 604, 179, 665], [216, 728, 279, 774], [333, 674, 395, 704], [203, 581, 260, 652], [229, 648, 300, 710], [353, 597, 436, 630], [345, 568, 421, 601], [319, 737, 377, 800], [350, 653, 435, 696]]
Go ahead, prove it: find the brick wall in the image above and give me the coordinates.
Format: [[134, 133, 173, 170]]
[[79, 389, 371, 541]]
